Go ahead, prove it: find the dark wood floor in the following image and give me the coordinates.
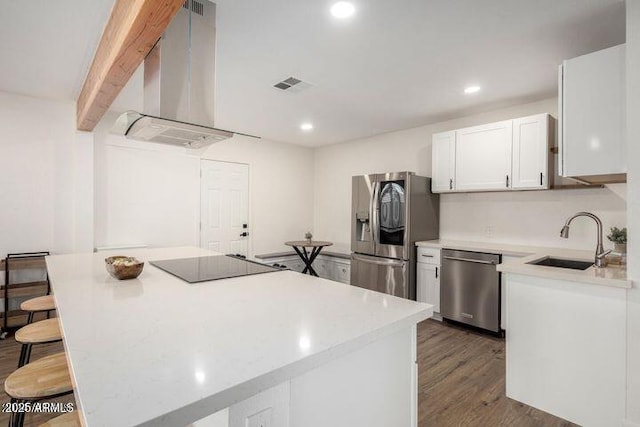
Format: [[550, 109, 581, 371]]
[[418, 319, 576, 427], [0, 319, 576, 426]]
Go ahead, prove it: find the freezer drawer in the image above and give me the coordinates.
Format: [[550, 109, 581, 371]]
[[350, 253, 411, 299], [440, 249, 501, 333]]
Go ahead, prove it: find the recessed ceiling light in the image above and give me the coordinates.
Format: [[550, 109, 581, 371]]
[[331, 1, 355, 18], [300, 122, 314, 131], [464, 85, 481, 94]]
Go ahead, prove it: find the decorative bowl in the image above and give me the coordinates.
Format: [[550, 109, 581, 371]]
[[105, 256, 144, 280]]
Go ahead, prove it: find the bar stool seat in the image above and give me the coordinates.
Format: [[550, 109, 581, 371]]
[[39, 412, 81, 427], [15, 319, 64, 367], [15, 319, 62, 345], [4, 352, 72, 399], [20, 295, 56, 313]]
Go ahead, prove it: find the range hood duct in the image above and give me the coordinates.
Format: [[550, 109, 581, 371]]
[[113, 0, 235, 148]]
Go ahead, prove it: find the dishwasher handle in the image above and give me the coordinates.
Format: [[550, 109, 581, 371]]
[[443, 255, 496, 265]]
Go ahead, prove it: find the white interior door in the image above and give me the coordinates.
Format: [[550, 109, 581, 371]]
[[200, 161, 249, 257]]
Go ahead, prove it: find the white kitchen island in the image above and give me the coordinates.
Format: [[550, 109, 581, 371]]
[[45, 247, 432, 427]]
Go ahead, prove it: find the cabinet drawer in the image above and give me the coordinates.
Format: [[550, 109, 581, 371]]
[[417, 247, 441, 265]]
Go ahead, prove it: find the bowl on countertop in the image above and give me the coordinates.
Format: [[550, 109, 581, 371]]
[[105, 256, 144, 280]]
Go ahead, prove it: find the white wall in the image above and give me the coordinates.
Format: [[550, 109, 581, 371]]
[[313, 97, 627, 251], [0, 91, 93, 258], [440, 186, 626, 248], [626, 2, 640, 426], [202, 136, 315, 256], [93, 112, 201, 249], [93, 111, 314, 256]]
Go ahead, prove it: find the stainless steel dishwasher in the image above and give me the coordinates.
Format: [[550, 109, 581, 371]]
[[440, 249, 501, 334]]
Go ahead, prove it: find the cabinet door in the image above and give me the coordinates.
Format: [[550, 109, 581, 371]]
[[334, 263, 351, 284], [416, 263, 440, 313], [560, 44, 625, 177], [278, 257, 304, 273], [455, 120, 513, 191], [314, 259, 331, 279], [431, 131, 456, 193], [512, 114, 550, 189]]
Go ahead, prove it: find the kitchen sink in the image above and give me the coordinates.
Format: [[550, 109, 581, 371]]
[[527, 257, 593, 270]]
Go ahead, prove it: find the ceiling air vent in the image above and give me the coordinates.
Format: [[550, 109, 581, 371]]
[[183, 0, 204, 16], [273, 76, 313, 93]]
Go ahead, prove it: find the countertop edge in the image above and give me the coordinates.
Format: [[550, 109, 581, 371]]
[[45, 247, 431, 427], [415, 240, 534, 257], [138, 307, 432, 427], [416, 240, 631, 289], [497, 261, 632, 289], [255, 251, 351, 260]]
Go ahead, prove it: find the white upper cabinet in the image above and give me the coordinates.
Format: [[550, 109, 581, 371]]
[[512, 114, 550, 190], [431, 114, 551, 193], [559, 44, 626, 182], [431, 131, 456, 193], [455, 120, 513, 192]]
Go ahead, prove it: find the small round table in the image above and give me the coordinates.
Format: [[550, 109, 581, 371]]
[[285, 241, 333, 276]]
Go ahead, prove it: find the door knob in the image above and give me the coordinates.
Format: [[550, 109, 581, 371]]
[[240, 232, 249, 237]]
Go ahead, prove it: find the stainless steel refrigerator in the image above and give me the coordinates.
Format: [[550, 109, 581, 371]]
[[350, 172, 439, 300]]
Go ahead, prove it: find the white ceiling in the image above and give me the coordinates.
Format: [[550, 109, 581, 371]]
[[0, 0, 626, 147], [0, 0, 115, 102], [212, 0, 625, 146]]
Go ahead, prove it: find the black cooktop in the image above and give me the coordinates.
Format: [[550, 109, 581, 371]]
[[150, 255, 281, 283]]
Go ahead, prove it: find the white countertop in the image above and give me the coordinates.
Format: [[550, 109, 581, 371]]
[[416, 239, 631, 289], [46, 247, 432, 427]]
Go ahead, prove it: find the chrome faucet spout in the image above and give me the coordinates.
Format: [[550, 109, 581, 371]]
[[560, 212, 608, 268]]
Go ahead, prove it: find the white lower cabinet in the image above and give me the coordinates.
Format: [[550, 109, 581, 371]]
[[505, 273, 626, 427], [318, 257, 350, 284], [193, 326, 416, 427], [416, 247, 440, 313], [268, 257, 305, 273], [260, 254, 350, 284], [416, 263, 440, 313], [500, 255, 522, 331], [333, 261, 351, 284], [313, 259, 330, 278]]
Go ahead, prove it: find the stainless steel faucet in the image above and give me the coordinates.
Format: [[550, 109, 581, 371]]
[[560, 212, 611, 268]]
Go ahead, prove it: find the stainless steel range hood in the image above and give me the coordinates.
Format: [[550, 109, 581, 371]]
[[113, 0, 235, 148]]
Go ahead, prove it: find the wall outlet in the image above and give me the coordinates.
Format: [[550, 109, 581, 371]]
[[246, 407, 272, 427]]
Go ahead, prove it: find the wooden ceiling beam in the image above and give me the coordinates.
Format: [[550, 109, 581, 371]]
[[76, 0, 185, 131]]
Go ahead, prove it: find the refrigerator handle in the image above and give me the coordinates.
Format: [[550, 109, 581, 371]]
[[371, 180, 379, 246], [352, 253, 405, 268]]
